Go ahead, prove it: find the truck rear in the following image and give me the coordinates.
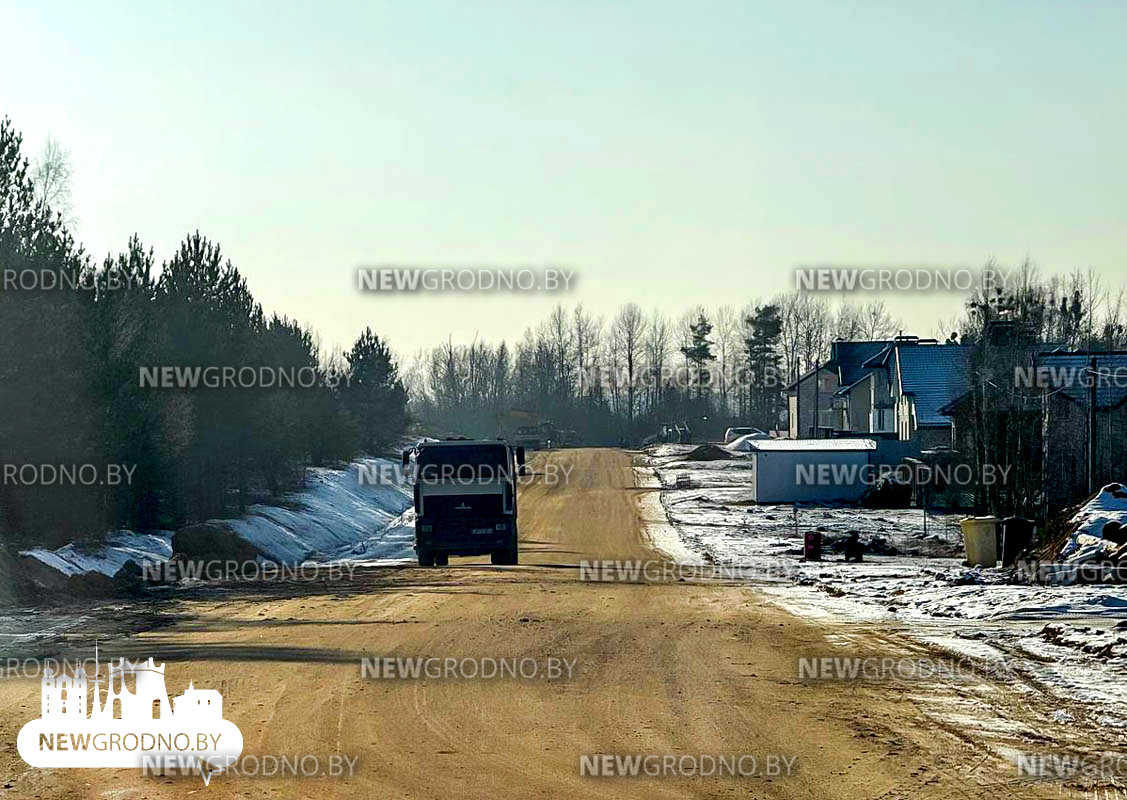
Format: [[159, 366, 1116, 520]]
[[402, 439, 524, 566]]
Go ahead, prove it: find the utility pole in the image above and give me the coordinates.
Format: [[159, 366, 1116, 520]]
[[813, 358, 820, 438], [1088, 356, 1097, 494]]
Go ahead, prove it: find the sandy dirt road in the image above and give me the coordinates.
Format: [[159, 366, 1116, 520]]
[[0, 448, 1077, 799]]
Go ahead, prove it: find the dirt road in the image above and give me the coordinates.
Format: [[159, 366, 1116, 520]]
[[0, 449, 1073, 798]]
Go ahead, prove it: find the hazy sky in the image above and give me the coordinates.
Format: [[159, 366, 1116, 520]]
[[3, 0, 1125, 357]]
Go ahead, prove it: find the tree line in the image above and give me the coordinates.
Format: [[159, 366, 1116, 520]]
[[405, 297, 902, 443], [0, 118, 408, 547]]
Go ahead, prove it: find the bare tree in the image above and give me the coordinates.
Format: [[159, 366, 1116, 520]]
[[572, 304, 600, 400], [1100, 287, 1127, 350], [713, 305, 739, 416], [859, 301, 899, 340], [31, 136, 75, 225], [777, 291, 831, 379], [831, 303, 864, 341], [932, 315, 961, 344], [803, 297, 832, 372], [612, 303, 645, 422], [400, 347, 431, 409], [547, 304, 575, 399], [776, 292, 802, 384], [645, 310, 671, 414]]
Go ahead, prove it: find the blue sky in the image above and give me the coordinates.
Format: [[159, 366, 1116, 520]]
[[3, 0, 1125, 354]]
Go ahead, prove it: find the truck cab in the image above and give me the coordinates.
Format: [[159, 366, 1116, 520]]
[[402, 439, 525, 566]]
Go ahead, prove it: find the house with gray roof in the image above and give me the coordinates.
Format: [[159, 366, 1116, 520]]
[[824, 337, 973, 448], [785, 340, 892, 438]]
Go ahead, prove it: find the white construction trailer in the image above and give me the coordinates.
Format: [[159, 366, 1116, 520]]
[[738, 438, 877, 503]]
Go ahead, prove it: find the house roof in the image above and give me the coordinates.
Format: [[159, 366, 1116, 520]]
[[832, 341, 893, 386], [937, 389, 973, 417], [835, 372, 873, 397], [741, 438, 877, 452], [786, 340, 894, 391], [862, 346, 894, 369], [785, 363, 835, 391], [896, 344, 973, 426], [1035, 352, 1127, 410]]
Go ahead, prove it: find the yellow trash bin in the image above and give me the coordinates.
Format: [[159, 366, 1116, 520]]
[[961, 516, 1000, 567]]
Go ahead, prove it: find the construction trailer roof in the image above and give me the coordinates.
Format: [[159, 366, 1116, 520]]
[[738, 438, 877, 452]]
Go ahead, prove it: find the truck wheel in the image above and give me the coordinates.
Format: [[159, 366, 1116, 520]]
[[417, 548, 435, 567], [491, 537, 519, 566], [434, 553, 449, 567]]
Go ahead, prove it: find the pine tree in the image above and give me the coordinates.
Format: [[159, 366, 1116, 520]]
[[345, 328, 409, 454], [743, 304, 783, 429], [679, 313, 716, 401]]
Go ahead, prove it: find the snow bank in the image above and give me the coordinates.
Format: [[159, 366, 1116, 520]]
[[21, 532, 173, 577], [20, 457, 414, 577], [1059, 483, 1127, 563], [725, 433, 770, 452], [643, 443, 698, 459], [221, 457, 412, 563]]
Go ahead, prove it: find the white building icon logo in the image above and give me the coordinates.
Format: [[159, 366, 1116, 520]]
[[18, 646, 243, 785]]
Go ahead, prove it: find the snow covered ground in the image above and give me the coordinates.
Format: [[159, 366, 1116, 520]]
[[19, 456, 416, 578], [639, 445, 1127, 731]]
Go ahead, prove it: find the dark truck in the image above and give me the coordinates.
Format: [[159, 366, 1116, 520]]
[[402, 439, 525, 567]]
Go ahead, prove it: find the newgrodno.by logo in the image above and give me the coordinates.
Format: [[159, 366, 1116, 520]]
[[17, 650, 243, 786]]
